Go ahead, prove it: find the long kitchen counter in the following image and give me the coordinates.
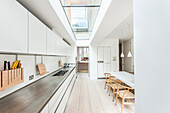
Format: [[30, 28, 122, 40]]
[[0, 66, 76, 113], [110, 71, 135, 88]]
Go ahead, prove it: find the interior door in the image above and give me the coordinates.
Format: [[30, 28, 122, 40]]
[[104, 47, 111, 63], [97, 47, 104, 61], [104, 47, 111, 74], [97, 47, 104, 77], [97, 47, 111, 78]]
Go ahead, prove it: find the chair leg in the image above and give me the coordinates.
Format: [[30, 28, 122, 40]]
[[109, 87, 111, 96], [113, 89, 115, 101], [107, 85, 109, 93], [115, 93, 118, 105], [121, 98, 125, 113], [104, 82, 106, 89]]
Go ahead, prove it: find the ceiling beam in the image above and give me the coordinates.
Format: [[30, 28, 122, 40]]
[[63, 5, 100, 7]]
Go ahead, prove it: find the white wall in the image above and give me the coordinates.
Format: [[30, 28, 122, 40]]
[[89, 45, 97, 79], [76, 40, 90, 47], [89, 39, 119, 79], [0, 54, 66, 98], [134, 0, 170, 113]]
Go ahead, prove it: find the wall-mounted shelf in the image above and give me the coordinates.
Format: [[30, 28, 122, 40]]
[[0, 68, 24, 92]]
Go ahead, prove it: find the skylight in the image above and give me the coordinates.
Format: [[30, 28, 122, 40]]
[[60, 0, 102, 40]]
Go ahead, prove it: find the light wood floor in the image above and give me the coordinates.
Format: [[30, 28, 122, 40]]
[[64, 73, 135, 113]]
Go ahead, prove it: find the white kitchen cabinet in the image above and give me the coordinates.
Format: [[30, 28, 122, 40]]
[[0, 0, 28, 53], [47, 28, 70, 56], [56, 72, 76, 113], [47, 28, 57, 55], [97, 47, 111, 78], [29, 13, 46, 54], [56, 36, 64, 56], [40, 68, 76, 113], [65, 43, 71, 56], [40, 103, 49, 113], [49, 68, 76, 113], [62, 40, 70, 56], [55, 36, 70, 56]]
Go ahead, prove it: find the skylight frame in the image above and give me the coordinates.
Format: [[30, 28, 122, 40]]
[[59, 0, 102, 40]]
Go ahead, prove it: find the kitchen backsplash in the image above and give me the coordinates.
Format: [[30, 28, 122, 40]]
[[0, 54, 66, 98]]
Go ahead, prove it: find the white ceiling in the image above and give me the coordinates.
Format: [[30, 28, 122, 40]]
[[17, 0, 133, 46], [106, 13, 133, 41], [90, 0, 133, 45], [17, 0, 76, 45]]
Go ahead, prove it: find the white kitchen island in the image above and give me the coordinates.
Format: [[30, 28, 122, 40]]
[[110, 71, 135, 88]]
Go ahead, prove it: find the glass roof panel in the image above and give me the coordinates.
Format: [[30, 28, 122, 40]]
[[60, 0, 102, 40], [61, 0, 101, 6]]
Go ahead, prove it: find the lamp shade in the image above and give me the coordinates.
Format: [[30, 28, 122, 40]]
[[120, 52, 125, 57], [127, 51, 132, 57]]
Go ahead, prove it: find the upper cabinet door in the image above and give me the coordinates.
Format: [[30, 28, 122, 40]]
[[60, 40, 70, 56], [0, 1, 28, 53], [29, 13, 46, 54], [47, 28, 56, 55]]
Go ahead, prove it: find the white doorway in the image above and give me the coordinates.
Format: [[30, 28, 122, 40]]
[[77, 47, 89, 73]]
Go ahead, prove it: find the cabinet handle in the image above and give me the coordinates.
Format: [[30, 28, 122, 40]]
[[98, 61, 104, 63]]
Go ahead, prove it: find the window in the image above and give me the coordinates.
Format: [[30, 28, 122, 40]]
[[78, 47, 89, 61], [71, 7, 88, 28]]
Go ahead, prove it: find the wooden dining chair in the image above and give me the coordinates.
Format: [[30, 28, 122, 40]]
[[104, 73, 111, 89], [115, 84, 135, 113], [105, 75, 116, 93], [109, 79, 124, 102]]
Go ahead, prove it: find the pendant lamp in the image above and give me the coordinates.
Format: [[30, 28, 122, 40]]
[[120, 51, 125, 57], [127, 24, 132, 57], [120, 30, 125, 58], [127, 50, 132, 57]]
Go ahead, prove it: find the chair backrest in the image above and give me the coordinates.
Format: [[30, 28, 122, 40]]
[[104, 73, 111, 81], [109, 76, 116, 81], [117, 84, 134, 91], [115, 79, 123, 84]]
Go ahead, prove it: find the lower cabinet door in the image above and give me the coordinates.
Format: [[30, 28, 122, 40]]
[[56, 74, 76, 113], [49, 77, 71, 113], [41, 103, 49, 113], [49, 69, 76, 113]]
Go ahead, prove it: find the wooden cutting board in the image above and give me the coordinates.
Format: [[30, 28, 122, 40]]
[[37, 64, 47, 75]]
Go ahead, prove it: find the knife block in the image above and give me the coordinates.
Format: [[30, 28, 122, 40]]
[[0, 68, 24, 92]]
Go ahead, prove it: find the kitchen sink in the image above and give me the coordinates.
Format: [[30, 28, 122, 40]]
[[53, 70, 68, 76]]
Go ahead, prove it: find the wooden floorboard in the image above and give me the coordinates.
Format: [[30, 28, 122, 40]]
[[78, 75, 92, 113], [64, 74, 135, 113], [94, 80, 117, 113], [87, 78, 105, 113]]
